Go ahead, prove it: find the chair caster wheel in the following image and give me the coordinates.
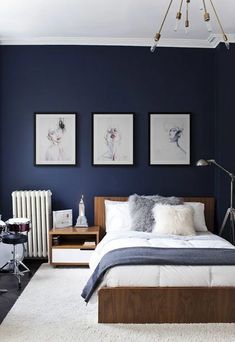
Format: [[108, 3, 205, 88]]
[[18, 283, 22, 290]]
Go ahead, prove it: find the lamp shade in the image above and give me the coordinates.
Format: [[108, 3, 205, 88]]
[[196, 159, 209, 166]]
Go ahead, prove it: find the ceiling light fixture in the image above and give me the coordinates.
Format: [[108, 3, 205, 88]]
[[151, 0, 229, 52]]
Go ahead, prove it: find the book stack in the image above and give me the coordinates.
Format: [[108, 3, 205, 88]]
[[83, 241, 96, 246]]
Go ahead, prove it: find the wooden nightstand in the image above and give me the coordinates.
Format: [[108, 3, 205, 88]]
[[48, 226, 100, 266]]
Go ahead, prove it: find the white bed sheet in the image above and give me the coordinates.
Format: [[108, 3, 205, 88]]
[[88, 231, 235, 303]]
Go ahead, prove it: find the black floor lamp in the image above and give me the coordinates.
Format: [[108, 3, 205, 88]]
[[196, 159, 235, 244]]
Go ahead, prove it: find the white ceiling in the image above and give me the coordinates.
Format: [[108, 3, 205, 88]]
[[0, 0, 234, 48]]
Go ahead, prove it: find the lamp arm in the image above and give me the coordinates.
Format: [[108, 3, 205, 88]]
[[208, 159, 234, 179]]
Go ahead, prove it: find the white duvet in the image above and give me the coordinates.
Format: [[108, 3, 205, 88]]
[[88, 231, 235, 303]]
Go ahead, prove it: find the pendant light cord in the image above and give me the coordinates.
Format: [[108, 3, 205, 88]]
[[209, 0, 228, 39], [158, 0, 174, 34]]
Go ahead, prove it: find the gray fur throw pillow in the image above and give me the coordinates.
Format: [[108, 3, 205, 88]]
[[128, 194, 183, 232]]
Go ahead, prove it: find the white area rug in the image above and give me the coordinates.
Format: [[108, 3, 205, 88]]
[[1, 263, 235, 342]]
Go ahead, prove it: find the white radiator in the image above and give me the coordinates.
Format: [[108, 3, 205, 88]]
[[12, 190, 52, 258]]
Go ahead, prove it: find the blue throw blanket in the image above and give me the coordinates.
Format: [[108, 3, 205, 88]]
[[81, 246, 235, 303]]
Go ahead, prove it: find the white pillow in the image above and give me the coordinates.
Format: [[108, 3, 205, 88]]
[[152, 204, 196, 236], [105, 200, 132, 233], [185, 202, 208, 232]]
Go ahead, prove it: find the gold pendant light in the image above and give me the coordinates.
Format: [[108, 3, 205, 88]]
[[151, 0, 229, 52]]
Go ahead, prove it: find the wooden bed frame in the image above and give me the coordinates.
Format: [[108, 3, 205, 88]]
[[94, 196, 235, 323]]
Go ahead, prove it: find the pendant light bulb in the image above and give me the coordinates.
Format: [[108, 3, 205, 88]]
[[225, 41, 230, 50], [185, 21, 190, 34], [150, 32, 161, 53], [174, 11, 182, 32], [174, 19, 181, 31], [150, 42, 158, 53], [223, 34, 230, 50], [185, 0, 190, 35], [205, 20, 212, 32], [204, 12, 212, 32]]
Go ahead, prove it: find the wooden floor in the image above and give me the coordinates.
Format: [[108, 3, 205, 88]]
[[0, 259, 45, 324]]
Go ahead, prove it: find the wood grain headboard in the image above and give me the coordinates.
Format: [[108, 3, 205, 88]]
[[94, 196, 215, 237]]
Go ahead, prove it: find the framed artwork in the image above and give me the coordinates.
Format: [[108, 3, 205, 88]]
[[53, 209, 73, 228], [35, 113, 77, 166], [149, 113, 190, 165], [92, 113, 134, 165]]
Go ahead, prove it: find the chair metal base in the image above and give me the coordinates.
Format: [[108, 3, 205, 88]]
[[0, 243, 30, 289]]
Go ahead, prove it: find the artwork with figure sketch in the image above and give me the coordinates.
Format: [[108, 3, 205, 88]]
[[150, 113, 190, 165], [92, 113, 134, 165], [35, 113, 77, 165], [53, 209, 73, 228]]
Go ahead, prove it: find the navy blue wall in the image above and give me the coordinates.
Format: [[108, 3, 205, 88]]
[[215, 44, 235, 237], [0, 46, 215, 225]]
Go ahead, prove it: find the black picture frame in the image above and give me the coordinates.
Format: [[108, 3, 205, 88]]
[[149, 112, 191, 165], [34, 112, 77, 166], [92, 112, 134, 166]]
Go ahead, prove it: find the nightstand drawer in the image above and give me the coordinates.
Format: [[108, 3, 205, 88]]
[[52, 248, 94, 263]]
